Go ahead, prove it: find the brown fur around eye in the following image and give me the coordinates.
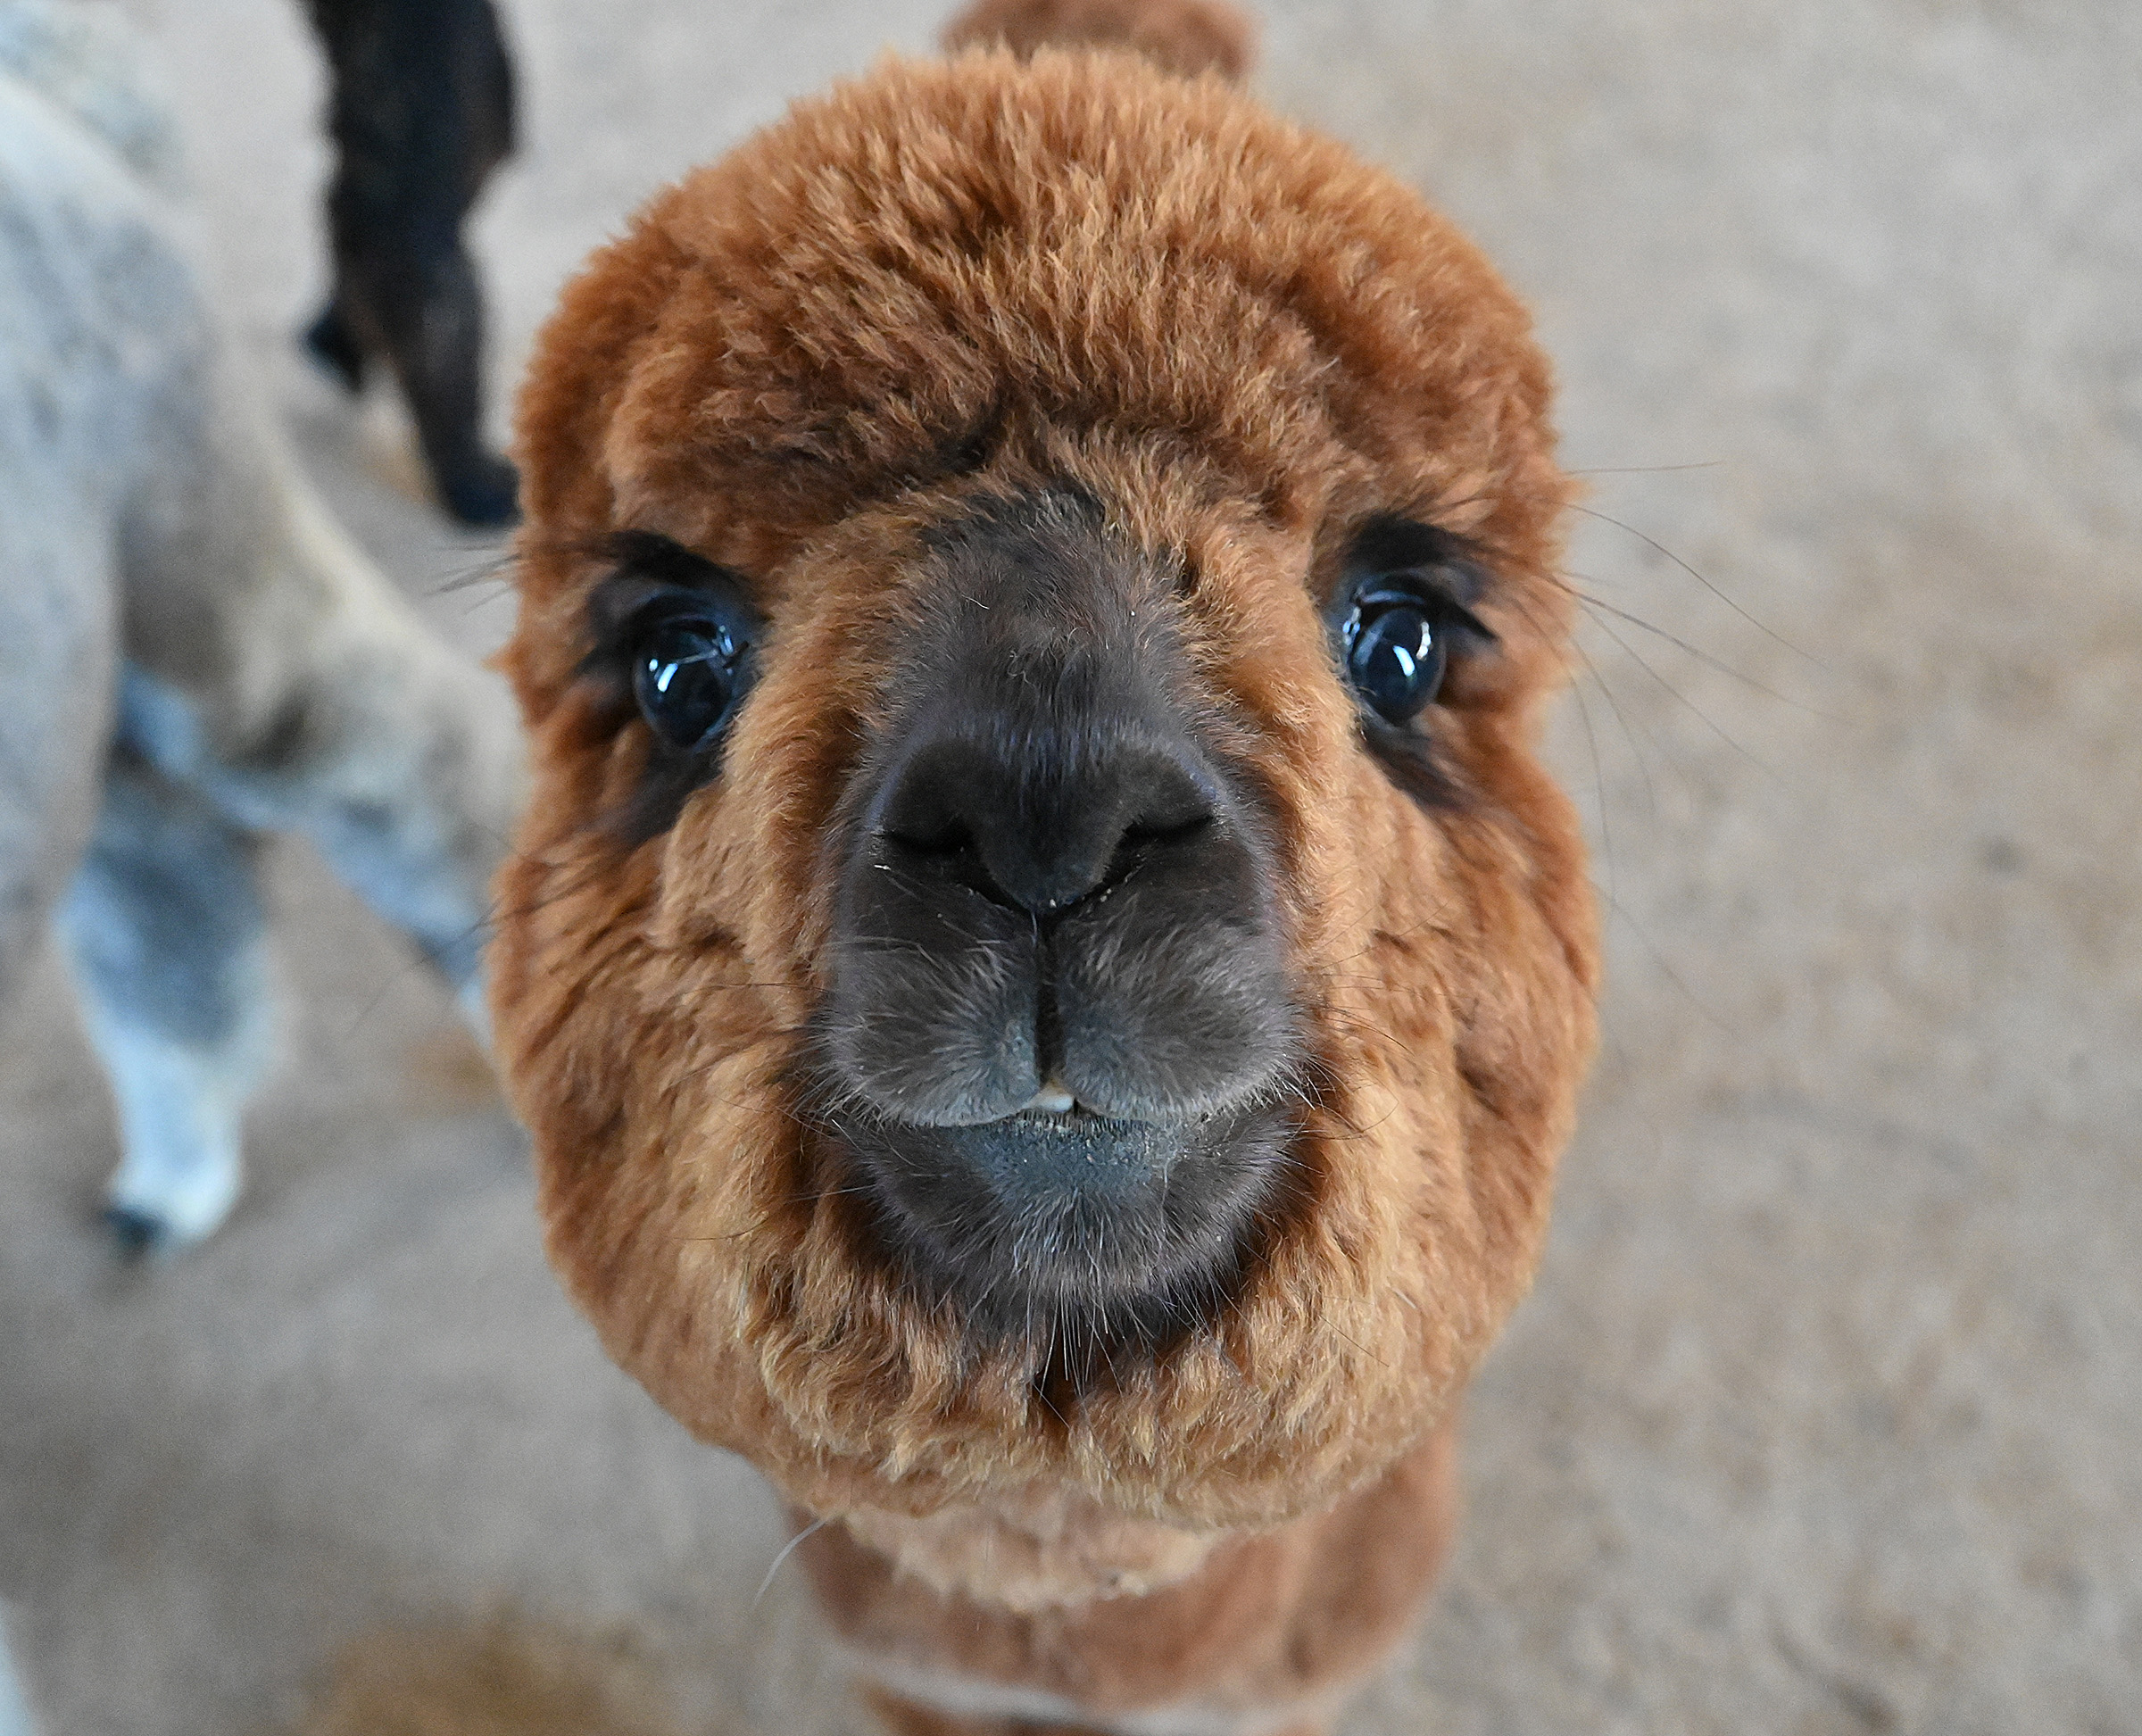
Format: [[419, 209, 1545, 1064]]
[[494, 16, 1596, 1734]]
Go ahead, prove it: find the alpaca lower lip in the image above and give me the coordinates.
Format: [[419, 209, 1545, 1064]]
[[947, 1113, 1171, 1195], [814, 1091, 1298, 1345]]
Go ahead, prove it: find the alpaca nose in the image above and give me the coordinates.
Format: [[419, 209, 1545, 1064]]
[[873, 727, 1219, 916], [831, 684, 1289, 1131], [823, 486, 1299, 1136]]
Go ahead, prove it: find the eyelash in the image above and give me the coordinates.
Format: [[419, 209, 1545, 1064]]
[[577, 540, 765, 840]]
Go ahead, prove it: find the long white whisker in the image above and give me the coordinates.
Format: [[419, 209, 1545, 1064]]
[[753, 1516, 832, 1607]]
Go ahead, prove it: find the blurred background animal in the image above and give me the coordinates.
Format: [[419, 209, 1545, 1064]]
[[0, 0, 520, 1262], [492, 2, 1595, 1729], [299, 0, 521, 526]]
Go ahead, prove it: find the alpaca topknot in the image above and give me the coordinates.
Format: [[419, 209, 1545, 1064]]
[[941, 0, 1256, 82]]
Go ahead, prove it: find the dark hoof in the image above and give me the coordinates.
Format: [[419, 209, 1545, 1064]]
[[436, 450, 521, 528], [102, 1203, 170, 1258], [303, 303, 369, 394]]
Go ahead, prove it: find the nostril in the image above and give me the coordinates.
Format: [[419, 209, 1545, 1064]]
[[1100, 810, 1211, 894], [1126, 772, 1216, 840], [876, 752, 985, 860], [1122, 809, 1212, 847], [887, 815, 976, 858]]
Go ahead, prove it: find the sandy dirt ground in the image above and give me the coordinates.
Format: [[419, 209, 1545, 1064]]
[[2, 1, 2138, 1732]]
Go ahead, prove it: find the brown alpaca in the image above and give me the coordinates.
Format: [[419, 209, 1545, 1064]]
[[491, 4, 1597, 1732]]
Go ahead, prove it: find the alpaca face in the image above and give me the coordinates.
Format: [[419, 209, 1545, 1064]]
[[494, 52, 1598, 1529]]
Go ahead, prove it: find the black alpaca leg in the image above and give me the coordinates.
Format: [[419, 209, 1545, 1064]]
[[337, 229, 519, 526], [304, 0, 519, 526], [302, 295, 368, 394]]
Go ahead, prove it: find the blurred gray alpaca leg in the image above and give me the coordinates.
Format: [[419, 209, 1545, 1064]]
[[0, 1605, 37, 1736], [117, 372, 522, 1035], [55, 747, 271, 1250], [117, 576, 513, 1038]]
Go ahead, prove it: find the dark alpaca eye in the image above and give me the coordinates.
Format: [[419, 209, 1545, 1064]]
[[634, 613, 744, 752], [580, 537, 762, 839], [1343, 590, 1449, 723]]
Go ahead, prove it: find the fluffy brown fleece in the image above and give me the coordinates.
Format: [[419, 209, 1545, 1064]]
[[811, 1419, 1460, 1732], [491, 8, 1595, 1732], [941, 0, 1254, 80]]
